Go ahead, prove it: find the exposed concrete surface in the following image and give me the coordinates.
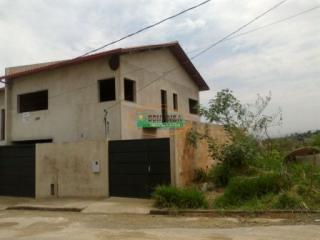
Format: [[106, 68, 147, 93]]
[[0, 210, 319, 239], [82, 197, 153, 214], [36, 140, 108, 198], [0, 197, 153, 215], [0, 197, 33, 211]]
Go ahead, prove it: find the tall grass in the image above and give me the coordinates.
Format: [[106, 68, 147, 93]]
[[152, 185, 208, 209]]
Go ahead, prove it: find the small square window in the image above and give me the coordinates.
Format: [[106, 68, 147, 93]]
[[189, 99, 199, 115], [124, 79, 136, 102], [99, 78, 115, 102], [173, 93, 178, 111]]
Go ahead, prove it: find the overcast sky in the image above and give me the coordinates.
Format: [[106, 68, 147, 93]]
[[0, 0, 319, 136]]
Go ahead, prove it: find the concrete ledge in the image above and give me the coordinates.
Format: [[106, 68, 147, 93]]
[[150, 209, 320, 217], [7, 206, 83, 212]]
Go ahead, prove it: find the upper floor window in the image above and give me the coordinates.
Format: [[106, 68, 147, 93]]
[[18, 90, 48, 113], [189, 98, 199, 115], [99, 78, 116, 102], [124, 78, 136, 102], [173, 93, 178, 111]]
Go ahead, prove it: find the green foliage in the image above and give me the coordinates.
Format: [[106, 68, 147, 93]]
[[311, 133, 320, 147], [208, 131, 259, 169], [200, 89, 282, 139], [224, 135, 258, 168], [273, 192, 303, 209], [200, 89, 245, 129], [251, 149, 284, 172], [213, 174, 282, 208], [186, 128, 201, 147], [232, 194, 278, 211], [152, 186, 208, 209], [208, 164, 230, 188], [287, 163, 320, 187], [193, 168, 209, 183]]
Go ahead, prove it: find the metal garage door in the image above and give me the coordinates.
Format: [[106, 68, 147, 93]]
[[109, 138, 171, 198], [0, 145, 35, 197]]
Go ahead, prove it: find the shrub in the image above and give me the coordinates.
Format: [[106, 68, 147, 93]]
[[287, 163, 320, 187], [152, 186, 208, 209], [213, 174, 282, 207], [252, 149, 284, 172], [193, 168, 209, 183], [208, 164, 230, 187], [273, 192, 303, 209]]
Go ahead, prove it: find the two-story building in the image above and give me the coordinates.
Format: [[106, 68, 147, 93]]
[[0, 42, 225, 199], [0, 42, 208, 144]]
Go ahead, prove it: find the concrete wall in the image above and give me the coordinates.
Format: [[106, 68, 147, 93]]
[[4, 48, 202, 143], [171, 121, 228, 186], [6, 57, 122, 143], [120, 49, 200, 139], [36, 140, 108, 198]]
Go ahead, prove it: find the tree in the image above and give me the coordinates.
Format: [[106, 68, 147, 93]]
[[200, 89, 282, 172], [200, 89, 282, 139]]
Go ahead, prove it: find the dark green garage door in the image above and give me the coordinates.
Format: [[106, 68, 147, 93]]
[[0, 145, 35, 197], [109, 138, 171, 198]]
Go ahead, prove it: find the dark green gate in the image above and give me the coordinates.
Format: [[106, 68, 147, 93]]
[[0, 145, 35, 197], [109, 138, 171, 198]]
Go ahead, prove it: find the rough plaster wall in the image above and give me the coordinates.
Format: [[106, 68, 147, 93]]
[[8, 57, 121, 143], [120, 49, 201, 140], [173, 121, 228, 186], [36, 140, 108, 198]]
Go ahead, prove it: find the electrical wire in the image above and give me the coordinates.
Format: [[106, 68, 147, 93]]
[[78, 0, 212, 58], [187, 5, 320, 54], [191, 0, 288, 59], [98, 0, 291, 112]]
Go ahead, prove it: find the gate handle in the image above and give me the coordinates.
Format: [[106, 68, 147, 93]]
[[148, 165, 151, 173]]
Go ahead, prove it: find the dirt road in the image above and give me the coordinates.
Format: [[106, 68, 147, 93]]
[[0, 210, 319, 239]]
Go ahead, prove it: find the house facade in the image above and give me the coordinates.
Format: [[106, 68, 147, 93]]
[[0, 42, 208, 145], [0, 42, 227, 199]]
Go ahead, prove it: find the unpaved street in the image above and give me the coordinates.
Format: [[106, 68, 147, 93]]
[[0, 210, 320, 239]]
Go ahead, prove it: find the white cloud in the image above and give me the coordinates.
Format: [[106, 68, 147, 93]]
[[0, 0, 319, 135]]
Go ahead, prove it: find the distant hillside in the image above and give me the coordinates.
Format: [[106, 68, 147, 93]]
[[270, 130, 320, 154]]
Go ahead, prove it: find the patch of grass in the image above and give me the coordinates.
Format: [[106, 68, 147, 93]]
[[273, 192, 303, 209], [213, 174, 282, 208], [152, 185, 208, 209], [232, 194, 277, 211]]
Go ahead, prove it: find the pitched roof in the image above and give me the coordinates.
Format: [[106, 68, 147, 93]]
[[0, 42, 209, 91]]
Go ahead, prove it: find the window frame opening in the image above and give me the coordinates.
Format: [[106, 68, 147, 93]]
[[189, 98, 199, 115], [99, 78, 116, 102], [161, 90, 168, 122], [124, 78, 136, 102], [18, 90, 48, 113], [173, 93, 178, 111]]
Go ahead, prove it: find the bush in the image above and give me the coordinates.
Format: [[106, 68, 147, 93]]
[[193, 168, 209, 183], [213, 174, 282, 208], [224, 133, 259, 168], [152, 185, 208, 209], [287, 163, 320, 187], [251, 149, 284, 172], [208, 164, 230, 187], [273, 192, 303, 209]]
